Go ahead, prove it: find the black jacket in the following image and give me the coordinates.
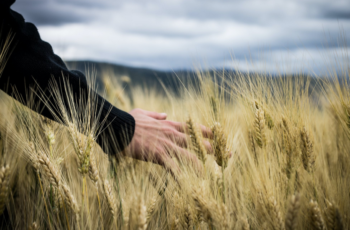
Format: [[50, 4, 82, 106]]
[[0, 0, 135, 154]]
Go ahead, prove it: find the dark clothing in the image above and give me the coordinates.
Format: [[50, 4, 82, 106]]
[[0, 0, 135, 154]]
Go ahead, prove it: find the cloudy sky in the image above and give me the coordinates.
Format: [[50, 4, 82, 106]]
[[12, 0, 350, 74]]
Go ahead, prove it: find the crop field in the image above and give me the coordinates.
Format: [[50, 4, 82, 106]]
[[0, 48, 350, 229]]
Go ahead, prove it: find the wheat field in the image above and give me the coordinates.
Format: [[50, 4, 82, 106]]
[[0, 45, 350, 229]]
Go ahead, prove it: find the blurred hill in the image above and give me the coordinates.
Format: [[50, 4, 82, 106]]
[[66, 60, 322, 97], [66, 60, 191, 94]]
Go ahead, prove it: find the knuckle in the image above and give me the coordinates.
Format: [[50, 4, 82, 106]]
[[163, 126, 174, 134], [162, 120, 173, 126]]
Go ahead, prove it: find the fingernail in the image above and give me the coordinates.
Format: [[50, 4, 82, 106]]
[[161, 113, 167, 117]]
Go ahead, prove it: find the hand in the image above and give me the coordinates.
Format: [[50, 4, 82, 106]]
[[123, 108, 213, 174]]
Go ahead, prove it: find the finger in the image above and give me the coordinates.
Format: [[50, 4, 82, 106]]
[[171, 121, 213, 139], [165, 130, 188, 148], [200, 124, 213, 139], [163, 120, 186, 133], [153, 147, 180, 174], [144, 110, 167, 120]]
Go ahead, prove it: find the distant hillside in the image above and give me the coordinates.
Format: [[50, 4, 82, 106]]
[[65, 60, 323, 98], [65, 60, 191, 94]]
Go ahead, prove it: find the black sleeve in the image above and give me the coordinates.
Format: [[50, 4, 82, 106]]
[[0, 0, 135, 155]]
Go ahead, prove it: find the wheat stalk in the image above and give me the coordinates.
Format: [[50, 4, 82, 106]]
[[285, 194, 300, 230]]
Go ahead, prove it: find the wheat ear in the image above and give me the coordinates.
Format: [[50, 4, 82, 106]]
[[248, 130, 258, 164], [285, 194, 300, 230], [325, 200, 344, 230], [103, 180, 118, 220], [61, 183, 80, 215], [265, 111, 274, 129], [88, 152, 99, 187], [146, 195, 157, 223], [183, 205, 192, 230], [240, 216, 250, 230], [254, 108, 266, 148], [0, 165, 10, 215], [300, 127, 315, 172], [129, 194, 147, 230], [212, 122, 229, 168], [308, 200, 325, 230], [269, 197, 285, 230], [186, 116, 207, 163], [192, 187, 211, 224], [38, 154, 61, 189]]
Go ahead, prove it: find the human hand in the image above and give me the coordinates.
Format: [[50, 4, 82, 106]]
[[123, 108, 213, 174]]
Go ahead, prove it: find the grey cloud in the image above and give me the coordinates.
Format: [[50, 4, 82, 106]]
[[10, 0, 350, 72], [12, 0, 92, 25]]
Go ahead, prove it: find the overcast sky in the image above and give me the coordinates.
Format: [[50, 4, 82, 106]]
[[12, 0, 350, 74]]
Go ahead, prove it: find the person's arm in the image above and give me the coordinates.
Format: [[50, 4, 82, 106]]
[[1, 0, 213, 173], [0, 1, 135, 154]]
